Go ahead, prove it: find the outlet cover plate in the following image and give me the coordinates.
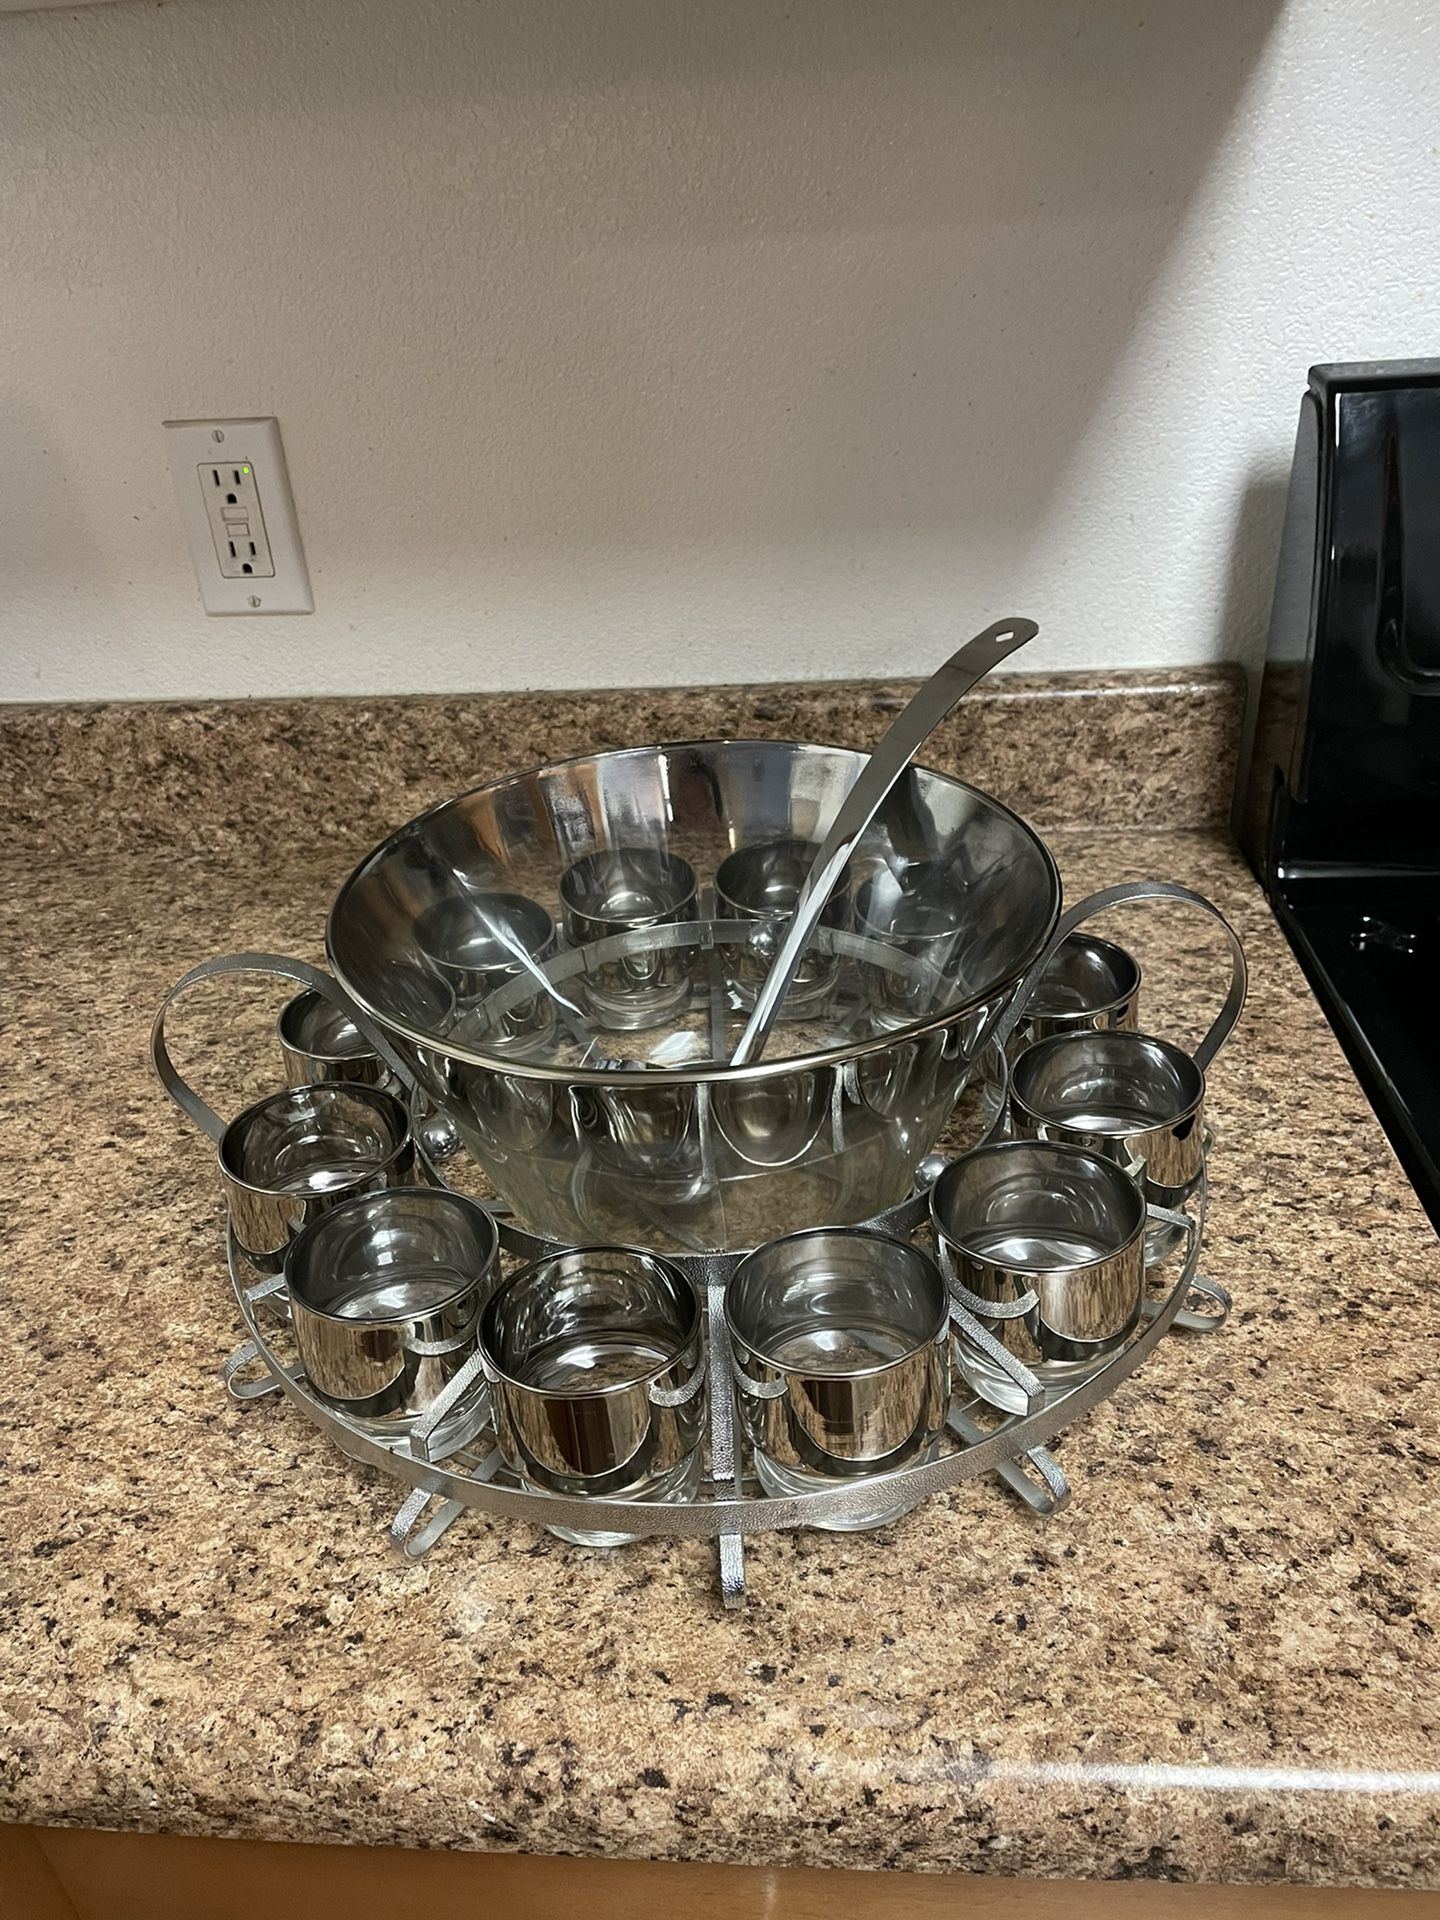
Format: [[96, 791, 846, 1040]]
[[164, 416, 313, 615]]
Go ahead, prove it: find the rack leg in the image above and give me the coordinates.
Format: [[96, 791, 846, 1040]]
[[705, 1280, 746, 1608]]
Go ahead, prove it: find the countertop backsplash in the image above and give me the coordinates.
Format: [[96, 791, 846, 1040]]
[[0, 665, 1242, 860]]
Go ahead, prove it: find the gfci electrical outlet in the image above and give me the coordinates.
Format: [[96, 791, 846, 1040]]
[[201, 459, 275, 579], [163, 417, 313, 614]]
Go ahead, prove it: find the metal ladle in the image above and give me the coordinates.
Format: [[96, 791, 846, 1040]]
[[728, 617, 1040, 1068]]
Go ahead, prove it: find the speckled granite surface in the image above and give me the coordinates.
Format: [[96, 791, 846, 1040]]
[[3, 683, 1440, 1890], [0, 665, 1241, 857]]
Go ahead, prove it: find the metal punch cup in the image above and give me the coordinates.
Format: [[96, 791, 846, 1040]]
[[724, 1226, 952, 1531], [715, 836, 852, 1019], [980, 927, 1141, 1125], [1005, 932, 1141, 1058], [479, 1246, 706, 1547], [1010, 1029, 1207, 1210], [1003, 878, 1246, 1235], [414, 890, 557, 1055], [279, 967, 463, 1167], [278, 989, 396, 1091], [559, 847, 700, 1031], [274, 962, 460, 1156], [215, 1082, 416, 1273], [284, 1186, 499, 1431], [930, 1137, 1207, 1412], [933, 1139, 1148, 1410]]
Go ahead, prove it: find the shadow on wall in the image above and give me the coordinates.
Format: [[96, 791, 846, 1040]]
[[6, 0, 1287, 564], [1221, 460, 1296, 830], [1220, 467, 1295, 680]]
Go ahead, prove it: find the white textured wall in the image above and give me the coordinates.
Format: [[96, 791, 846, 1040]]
[[2, 0, 1437, 701]]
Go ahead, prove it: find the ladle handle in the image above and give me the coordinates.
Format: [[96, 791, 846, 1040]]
[[992, 880, 1248, 1074], [730, 616, 1040, 1067]]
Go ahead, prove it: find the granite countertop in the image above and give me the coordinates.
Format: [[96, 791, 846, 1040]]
[[2, 678, 1439, 1890]]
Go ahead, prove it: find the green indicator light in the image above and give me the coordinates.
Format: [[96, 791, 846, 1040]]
[[242, 465, 251, 473]]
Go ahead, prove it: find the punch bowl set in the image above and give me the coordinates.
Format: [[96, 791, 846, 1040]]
[[152, 622, 1247, 1605]]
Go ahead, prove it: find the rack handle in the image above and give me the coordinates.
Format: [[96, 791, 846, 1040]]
[[151, 951, 423, 1144], [994, 880, 1248, 1074]]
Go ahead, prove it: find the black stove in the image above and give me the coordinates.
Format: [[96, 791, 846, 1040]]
[[1236, 360, 1440, 1234]]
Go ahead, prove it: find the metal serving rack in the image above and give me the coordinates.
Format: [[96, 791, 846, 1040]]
[[219, 1149, 1219, 1609], [178, 876, 1244, 1610]]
